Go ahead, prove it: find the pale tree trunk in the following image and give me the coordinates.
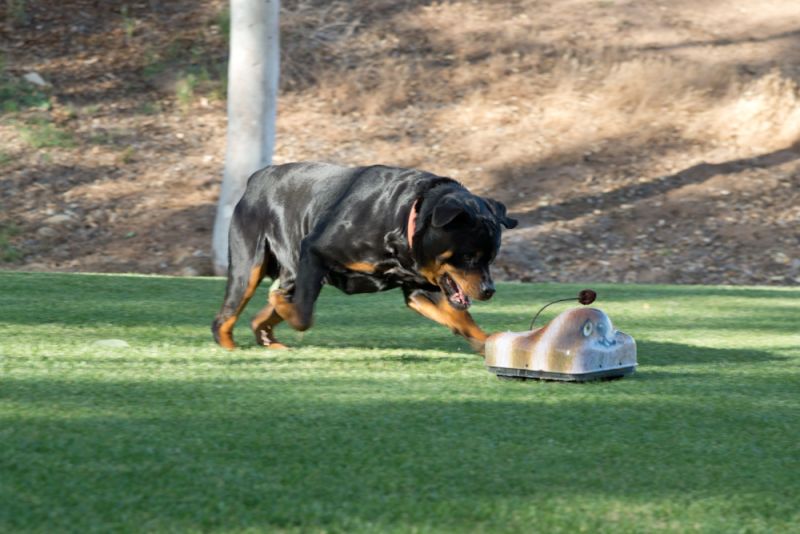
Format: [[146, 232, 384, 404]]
[[212, 0, 280, 275]]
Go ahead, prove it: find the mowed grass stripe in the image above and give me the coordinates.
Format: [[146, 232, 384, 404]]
[[1, 272, 798, 532]]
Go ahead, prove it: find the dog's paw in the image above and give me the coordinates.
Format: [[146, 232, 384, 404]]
[[255, 328, 290, 350], [468, 337, 487, 356]]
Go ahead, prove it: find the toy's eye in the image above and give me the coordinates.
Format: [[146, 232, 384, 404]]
[[582, 321, 593, 337]]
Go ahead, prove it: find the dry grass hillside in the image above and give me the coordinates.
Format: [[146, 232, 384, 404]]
[[1, 0, 799, 284]]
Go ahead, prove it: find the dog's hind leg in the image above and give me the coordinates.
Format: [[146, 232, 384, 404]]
[[211, 212, 269, 349], [250, 260, 288, 349], [268, 240, 329, 332], [250, 301, 286, 348]]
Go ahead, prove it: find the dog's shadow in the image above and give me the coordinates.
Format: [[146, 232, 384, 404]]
[[234, 326, 784, 368]]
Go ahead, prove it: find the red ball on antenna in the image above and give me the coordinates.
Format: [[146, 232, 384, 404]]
[[578, 289, 596, 305]]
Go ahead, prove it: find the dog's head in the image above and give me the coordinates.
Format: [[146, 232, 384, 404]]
[[416, 191, 517, 310]]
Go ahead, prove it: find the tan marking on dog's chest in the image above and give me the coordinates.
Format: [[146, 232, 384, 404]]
[[345, 262, 378, 274]]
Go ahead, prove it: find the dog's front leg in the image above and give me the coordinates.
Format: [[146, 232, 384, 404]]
[[270, 242, 328, 332], [403, 288, 488, 354]]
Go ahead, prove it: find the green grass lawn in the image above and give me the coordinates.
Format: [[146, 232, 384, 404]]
[[1, 272, 798, 533]]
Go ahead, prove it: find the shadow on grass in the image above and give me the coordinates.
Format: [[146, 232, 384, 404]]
[[597, 285, 800, 301], [4, 339, 784, 371], [2, 374, 797, 531], [635, 340, 787, 366], [209, 340, 785, 367], [3, 353, 462, 368]]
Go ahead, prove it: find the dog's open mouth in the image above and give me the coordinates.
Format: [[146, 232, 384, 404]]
[[440, 273, 471, 310]]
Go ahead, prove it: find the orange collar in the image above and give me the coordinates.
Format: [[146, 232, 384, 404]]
[[407, 199, 420, 249]]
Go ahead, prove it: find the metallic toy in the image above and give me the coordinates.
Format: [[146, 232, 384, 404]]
[[485, 291, 637, 381]]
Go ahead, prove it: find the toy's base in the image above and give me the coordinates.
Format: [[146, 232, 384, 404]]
[[488, 365, 636, 382]]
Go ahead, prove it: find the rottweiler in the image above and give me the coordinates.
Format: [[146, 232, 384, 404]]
[[211, 162, 517, 352]]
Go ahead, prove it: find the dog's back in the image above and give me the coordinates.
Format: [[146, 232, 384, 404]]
[[234, 163, 451, 266]]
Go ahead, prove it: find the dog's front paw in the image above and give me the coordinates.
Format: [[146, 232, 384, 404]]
[[468, 337, 486, 356]]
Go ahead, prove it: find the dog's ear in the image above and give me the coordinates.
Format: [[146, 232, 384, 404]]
[[484, 198, 518, 229], [432, 196, 470, 227]]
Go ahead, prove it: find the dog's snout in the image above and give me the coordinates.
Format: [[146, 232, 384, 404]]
[[480, 280, 496, 300]]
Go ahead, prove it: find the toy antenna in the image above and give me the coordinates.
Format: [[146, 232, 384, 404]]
[[529, 289, 597, 330]]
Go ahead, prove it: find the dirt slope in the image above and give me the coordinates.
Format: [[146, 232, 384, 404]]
[[1, 0, 799, 285]]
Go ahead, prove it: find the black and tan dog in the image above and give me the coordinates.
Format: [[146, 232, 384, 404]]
[[211, 162, 517, 352]]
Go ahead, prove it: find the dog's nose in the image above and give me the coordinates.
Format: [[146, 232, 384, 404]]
[[480, 281, 496, 300]]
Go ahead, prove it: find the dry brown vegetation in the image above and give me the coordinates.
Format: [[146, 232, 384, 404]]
[[1, 0, 799, 284]]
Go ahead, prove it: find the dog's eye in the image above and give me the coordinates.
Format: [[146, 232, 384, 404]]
[[582, 321, 593, 337], [465, 252, 483, 265]]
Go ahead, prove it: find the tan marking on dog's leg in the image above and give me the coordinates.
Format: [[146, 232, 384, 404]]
[[216, 265, 265, 350], [407, 293, 488, 354], [216, 316, 238, 350], [269, 290, 310, 331], [251, 302, 288, 349]]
